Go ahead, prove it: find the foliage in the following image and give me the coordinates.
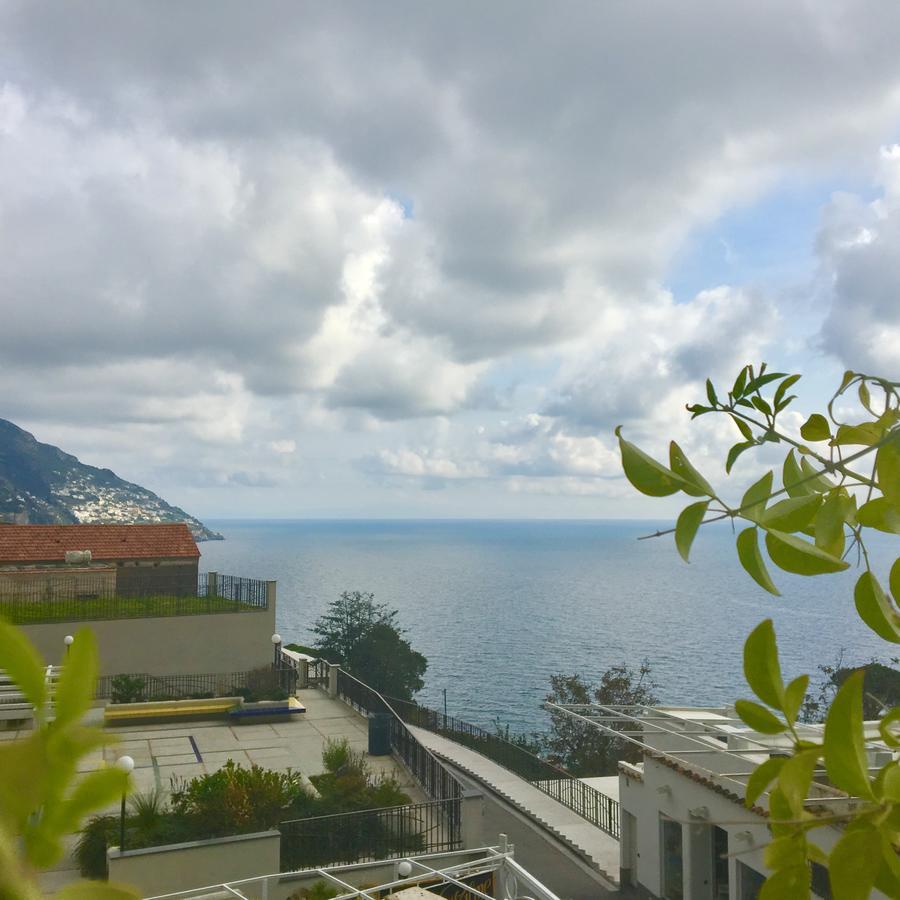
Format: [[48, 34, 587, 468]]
[[543, 662, 657, 776], [73, 816, 118, 880], [618, 365, 899, 898], [110, 674, 145, 704], [0, 618, 139, 898], [309, 738, 411, 814], [233, 665, 290, 702], [491, 719, 545, 756], [801, 654, 900, 723], [288, 881, 340, 900], [169, 760, 307, 837], [313, 592, 428, 700], [346, 623, 427, 701]]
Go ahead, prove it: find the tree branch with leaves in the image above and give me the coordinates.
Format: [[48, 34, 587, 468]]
[[617, 365, 899, 899]]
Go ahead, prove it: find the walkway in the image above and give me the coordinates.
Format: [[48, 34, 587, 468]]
[[406, 725, 620, 883]]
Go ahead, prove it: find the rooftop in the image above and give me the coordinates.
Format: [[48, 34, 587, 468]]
[[0, 523, 200, 564]]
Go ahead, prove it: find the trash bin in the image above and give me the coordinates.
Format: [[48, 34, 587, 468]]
[[368, 712, 392, 756]]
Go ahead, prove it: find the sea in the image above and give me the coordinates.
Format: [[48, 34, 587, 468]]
[[197, 519, 894, 734]]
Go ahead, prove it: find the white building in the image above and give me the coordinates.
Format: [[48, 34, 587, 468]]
[[550, 703, 892, 900]]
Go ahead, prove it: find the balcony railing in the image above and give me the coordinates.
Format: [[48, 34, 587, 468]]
[[0, 573, 268, 623], [387, 697, 620, 839]]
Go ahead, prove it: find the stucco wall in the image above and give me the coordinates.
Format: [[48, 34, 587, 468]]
[[107, 830, 280, 896], [21, 604, 276, 675], [619, 757, 884, 900]]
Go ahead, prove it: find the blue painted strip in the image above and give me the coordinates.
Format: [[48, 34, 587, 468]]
[[188, 735, 202, 762]]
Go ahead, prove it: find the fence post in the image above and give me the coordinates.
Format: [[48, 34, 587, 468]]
[[460, 791, 485, 849], [208, 572, 218, 598], [327, 663, 339, 699], [299, 658, 309, 689], [266, 580, 276, 610]]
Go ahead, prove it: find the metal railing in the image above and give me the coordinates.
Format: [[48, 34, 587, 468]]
[[334, 669, 463, 836], [95, 665, 297, 702], [279, 799, 460, 871], [388, 698, 620, 839], [0, 573, 268, 623]]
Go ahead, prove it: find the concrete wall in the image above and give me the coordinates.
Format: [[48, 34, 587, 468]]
[[0, 566, 116, 600], [21, 604, 276, 675], [115, 559, 199, 597], [108, 830, 280, 896]]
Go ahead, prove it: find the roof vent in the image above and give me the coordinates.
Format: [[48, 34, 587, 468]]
[[64, 550, 92, 565]]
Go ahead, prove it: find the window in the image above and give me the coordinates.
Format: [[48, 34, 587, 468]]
[[738, 862, 766, 900], [811, 862, 832, 899], [661, 816, 683, 900], [712, 827, 729, 899]]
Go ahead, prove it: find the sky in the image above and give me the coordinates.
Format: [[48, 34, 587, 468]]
[[1, 1, 899, 520]]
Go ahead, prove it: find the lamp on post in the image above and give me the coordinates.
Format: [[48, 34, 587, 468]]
[[115, 755, 134, 852], [271, 633, 282, 668], [63, 634, 74, 657]]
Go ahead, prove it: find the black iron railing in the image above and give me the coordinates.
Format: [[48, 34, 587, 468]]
[[96, 665, 297, 702], [279, 799, 460, 871], [334, 670, 463, 834], [0, 573, 268, 624], [387, 698, 619, 839]]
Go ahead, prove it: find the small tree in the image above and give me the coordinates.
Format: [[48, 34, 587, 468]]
[[617, 365, 899, 898], [544, 662, 657, 775], [312, 592, 428, 700]]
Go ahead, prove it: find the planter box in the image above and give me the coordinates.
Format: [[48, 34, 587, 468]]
[[228, 696, 306, 724], [104, 696, 242, 725]]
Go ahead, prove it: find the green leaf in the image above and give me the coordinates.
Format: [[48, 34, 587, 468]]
[[777, 749, 819, 815], [833, 421, 885, 446], [773, 373, 801, 410], [706, 378, 718, 406], [829, 827, 882, 900], [732, 365, 750, 398], [741, 470, 773, 521], [669, 442, 714, 497], [735, 699, 785, 734], [782, 450, 812, 498], [764, 529, 850, 576], [892, 557, 900, 604], [856, 497, 900, 534], [799, 456, 835, 492], [882, 762, 900, 801], [729, 414, 754, 440], [736, 526, 780, 596], [764, 834, 807, 870], [675, 501, 709, 562], [759, 865, 810, 900], [782, 675, 809, 725], [876, 434, 900, 511], [824, 670, 874, 799], [743, 619, 784, 710], [879, 707, 900, 748], [0, 618, 46, 711], [726, 440, 755, 474], [751, 395, 772, 417], [54, 629, 98, 729], [745, 757, 785, 807], [761, 494, 822, 532], [616, 428, 689, 497], [859, 381, 873, 413], [743, 371, 788, 396], [799, 413, 831, 442], [774, 394, 797, 414], [49, 768, 129, 836], [813, 491, 846, 557], [854, 571, 900, 643]]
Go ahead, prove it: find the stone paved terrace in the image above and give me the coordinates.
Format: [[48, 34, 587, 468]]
[[0, 689, 427, 894]]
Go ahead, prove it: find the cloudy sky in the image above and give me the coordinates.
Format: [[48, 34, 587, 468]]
[[1, 1, 899, 519]]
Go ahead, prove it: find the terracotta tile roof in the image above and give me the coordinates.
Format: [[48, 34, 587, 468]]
[[0, 524, 200, 563]]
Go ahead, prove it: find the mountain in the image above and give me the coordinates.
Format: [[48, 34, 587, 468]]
[[0, 419, 223, 541]]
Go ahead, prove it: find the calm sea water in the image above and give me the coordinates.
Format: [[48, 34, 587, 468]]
[[198, 519, 894, 733]]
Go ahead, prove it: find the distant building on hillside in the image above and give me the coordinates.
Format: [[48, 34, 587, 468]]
[[0, 523, 200, 597]]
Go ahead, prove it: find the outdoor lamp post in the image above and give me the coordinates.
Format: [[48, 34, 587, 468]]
[[63, 634, 74, 657], [115, 755, 134, 852], [271, 632, 282, 668]]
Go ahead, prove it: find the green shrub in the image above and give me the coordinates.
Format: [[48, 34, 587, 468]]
[[110, 673, 145, 704], [233, 665, 289, 702], [170, 760, 307, 837], [73, 815, 117, 879]]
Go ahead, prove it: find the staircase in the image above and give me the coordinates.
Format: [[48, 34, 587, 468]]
[[0, 665, 61, 724]]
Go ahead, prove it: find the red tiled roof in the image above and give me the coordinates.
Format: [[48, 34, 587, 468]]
[[0, 524, 200, 563]]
